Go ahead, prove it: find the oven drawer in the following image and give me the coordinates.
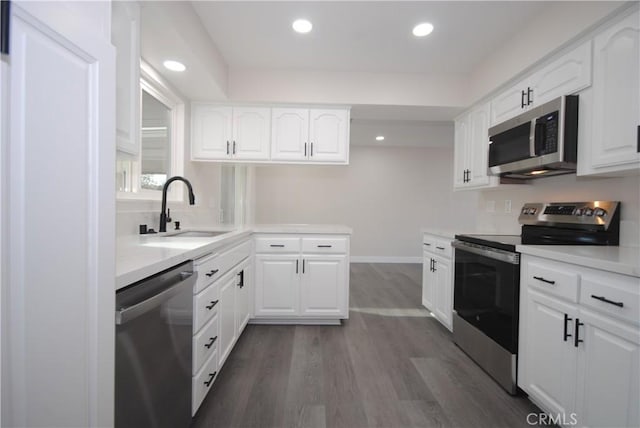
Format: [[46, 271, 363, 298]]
[[527, 260, 580, 302], [580, 271, 639, 325]]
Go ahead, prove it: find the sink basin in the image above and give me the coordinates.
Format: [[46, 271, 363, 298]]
[[166, 231, 229, 238]]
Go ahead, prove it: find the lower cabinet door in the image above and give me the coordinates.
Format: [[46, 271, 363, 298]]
[[520, 289, 578, 416], [235, 261, 252, 336], [254, 254, 300, 317], [422, 253, 435, 311], [433, 256, 452, 330], [575, 310, 640, 428], [218, 274, 237, 367], [300, 255, 347, 317]]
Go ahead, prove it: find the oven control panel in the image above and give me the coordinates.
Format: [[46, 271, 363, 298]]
[[518, 201, 619, 229]]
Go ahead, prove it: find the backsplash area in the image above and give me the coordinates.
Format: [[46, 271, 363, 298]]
[[476, 174, 640, 247]]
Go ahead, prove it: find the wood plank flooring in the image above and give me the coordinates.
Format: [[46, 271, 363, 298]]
[[192, 263, 538, 428]]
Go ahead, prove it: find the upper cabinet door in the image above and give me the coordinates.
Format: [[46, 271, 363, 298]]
[[271, 108, 309, 161], [529, 41, 592, 107], [453, 113, 470, 189], [467, 103, 492, 187], [191, 104, 232, 160], [490, 78, 529, 126], [308, 109, 349, 163], [112, 1, 140, 155], [232, 107, 271, 161], [589, 11, 640, 170]]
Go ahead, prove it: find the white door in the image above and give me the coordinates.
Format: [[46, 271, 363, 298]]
[[235, 260, 252, 336], [490, 78, 529, 126], [308, 109, 349, 163], [422, 253, 435, 310], [254, 254, 300, 316], [232, 107, 271, 161], [590, 12, 640, 170], [520, 289, 578, 417], [575, 311, 640, 428], [271, 108, 309, 161], [300, 255, 347, 317], [111, 1, 140, 155], [191, 104, 232, 159], [4, 3, 115, 426], [453, 114, 470, 189], [218, 274, 237, 367], [467, 103, 492, 187], [432, 256, 452, 330]]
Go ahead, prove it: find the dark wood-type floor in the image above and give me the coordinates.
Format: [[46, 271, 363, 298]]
[[192, 263, 538, 428]]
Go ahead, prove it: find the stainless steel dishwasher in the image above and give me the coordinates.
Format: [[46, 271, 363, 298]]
[[115, 260, 196, 428]]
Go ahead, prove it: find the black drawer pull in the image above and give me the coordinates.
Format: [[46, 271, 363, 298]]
[[423, 243, 431, 246], [317, 245, 332, 248], [204, 371, 217, 387], [533, 276, 555, 285], [205, 269, 219, 277], [270, 244, 285, 248], [205, 300, 219, 310], [591, 295, 624, 308], [563, 314, 572, 341], [436, 246, 445, 250], [204, 336, 217, 349], [574, 319, 584, 348]]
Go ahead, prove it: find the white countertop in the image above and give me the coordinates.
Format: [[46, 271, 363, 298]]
[[116, 224, 352, 290], [517, 245, 640, 277]]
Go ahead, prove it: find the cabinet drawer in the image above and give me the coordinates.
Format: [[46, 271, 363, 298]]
[[527, 260, 580, 302], [192, 348, 218, 416], [218, 240, 251, 273], [255, 236, 301, 253], [422, 235, 437, 252], [580, 273, 639, 325], [301, 237, 347, 254], [194, 253, 222, 294], [433, 239, 452, 258], [193, 313, 219, 375], [194, 279, 220, 334]]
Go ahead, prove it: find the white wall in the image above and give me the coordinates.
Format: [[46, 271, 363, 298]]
[[476, 175, 640, 247], [253, 146, 478, 261]]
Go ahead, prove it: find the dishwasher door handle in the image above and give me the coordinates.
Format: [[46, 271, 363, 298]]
[[116, 271, 197, 325]]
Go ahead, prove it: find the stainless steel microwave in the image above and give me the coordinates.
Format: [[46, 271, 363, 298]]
[[488, 95, 578, 179]]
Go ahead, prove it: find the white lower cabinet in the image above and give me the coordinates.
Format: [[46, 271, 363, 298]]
[[518, 255, 640, 428], [254, 234, 350, 321], [235, 259, 252, 336], [421, 233, 453, 331]]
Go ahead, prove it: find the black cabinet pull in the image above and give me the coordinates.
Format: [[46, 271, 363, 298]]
[[574, 319, 584, 347], [270, 244, 284, 248], [527, 87, 533, 106], [429, 258, 434, 272], [237, 270, 244, 288], [563, 314, 572, 341], [636, 125, 639, 153], [521, 90, 526, 108], [296, 259, 299, 274], [310, 142, 314, 156], [423, 243, 431, 247], [205, 300, 219, 310], [436, 246, 445, 250], [204, 336, 217, 349], [591, 295, 624, 308], [205, 269, 219, 277], [302, 259, 305, 274], [226, 141, 230, 155], [204, 371, 217, 387], [317, 245, 332, 248], [233, 140, 236, 154], [533, 276, 555, 285], [1, 0, 9, 55], [433, 259, 437, 272], [304, 142, 307, 156]]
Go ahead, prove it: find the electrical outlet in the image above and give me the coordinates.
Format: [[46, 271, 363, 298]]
[[486, 200, 496, 213], [504, 200, 512, 213]]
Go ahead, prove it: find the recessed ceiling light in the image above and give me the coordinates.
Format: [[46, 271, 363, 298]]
[[412, 22, 434, 37], [163, 60, 186, 72], [376, 136, 385, 141], [292, 19, 313, 34]]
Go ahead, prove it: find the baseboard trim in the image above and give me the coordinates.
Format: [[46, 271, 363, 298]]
[[350, 256, 422, 264]]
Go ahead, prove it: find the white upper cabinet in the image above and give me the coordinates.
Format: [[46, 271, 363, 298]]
[[271, 108, 309, 161], [112, 1, 140, 155], [580, 10, 640, 175], [191, 104, 269, 161], [489, 41, 592, 127], [272, 108, 350, 164]]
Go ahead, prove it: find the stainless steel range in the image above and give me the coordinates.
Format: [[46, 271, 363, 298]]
[[452, 201, 620, 394]]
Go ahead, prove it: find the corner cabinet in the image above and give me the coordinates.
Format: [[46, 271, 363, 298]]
[[578, 9, 640, 176], [453, 102, 499, 190], [518, 255, 640, 428], [422, 233, 453, 331], [253, 234, 350, 322], [271, 108, 350, 164], [111, 0, 141, 155]]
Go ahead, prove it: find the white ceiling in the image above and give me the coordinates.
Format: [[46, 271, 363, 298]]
[[192, 1, 546, 74]]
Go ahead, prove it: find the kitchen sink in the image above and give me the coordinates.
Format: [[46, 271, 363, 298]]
[[166, 231, 229, 238]]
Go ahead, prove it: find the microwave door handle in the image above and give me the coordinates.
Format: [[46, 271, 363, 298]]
[[534, 122, 546, 155], [529, 119, 537, 156]]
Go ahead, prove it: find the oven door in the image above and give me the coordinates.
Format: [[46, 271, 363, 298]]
[[452, 241, 520, 353]]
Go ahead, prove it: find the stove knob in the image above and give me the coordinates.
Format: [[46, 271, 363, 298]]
[[530, 208, 537, 215], [521, 207, 528, 215], [595, 208, 607, 217], [575, 208, 583, 216], [584, 208, 594, 216]]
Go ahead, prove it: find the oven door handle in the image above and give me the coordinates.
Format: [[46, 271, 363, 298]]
[[452, 240, 520, 265]]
